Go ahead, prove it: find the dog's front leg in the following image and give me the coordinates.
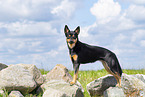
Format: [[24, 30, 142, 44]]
[[70, 62, 80, 85]]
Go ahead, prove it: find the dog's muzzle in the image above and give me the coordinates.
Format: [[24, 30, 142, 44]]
[[69, 40, 75, 44]]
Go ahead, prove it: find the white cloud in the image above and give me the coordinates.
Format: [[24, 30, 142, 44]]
[[117, 0, 145, 5], [0, 38, 41, 54], [131, 29, 145, 42], [0, 0, 145, 70], [0, 0, 79, 22], [140, 40, 145, 47], [88, 0, 144, 34], [90, 0, 121, 24], [51, 0, 77, 19], [81, 0, 145, 69], [126, 5, 145, 22], [127, 0, 145, 5], [0, 0, 83, 70], [0, 21, 58, 36]]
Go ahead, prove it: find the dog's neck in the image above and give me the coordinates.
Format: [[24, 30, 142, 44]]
[[68, 40, 80, 54]]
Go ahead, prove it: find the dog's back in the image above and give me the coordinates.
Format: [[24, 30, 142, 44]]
[[64, 25, 122, 87]]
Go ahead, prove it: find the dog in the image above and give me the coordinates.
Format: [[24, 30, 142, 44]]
[[64, 25, 122, 87]]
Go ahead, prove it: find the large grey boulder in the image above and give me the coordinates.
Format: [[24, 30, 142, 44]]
[[121, 73, 145, 96], [0, 65, 37, 94], [87, 73, 145, 97], [16, 64, 44, 86], [40, 80, 84, 97], [45, 64, 83, 91], [103, 87, 125, 97], [46, 64, 72, 82], [86, 74, 117, 96], [0, 63, 7, 71]]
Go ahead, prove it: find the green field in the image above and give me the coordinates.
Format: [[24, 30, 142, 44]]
[[1, 69, 145, 97]]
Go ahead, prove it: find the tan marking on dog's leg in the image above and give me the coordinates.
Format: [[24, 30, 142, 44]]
[[117, 77, 121, 87], [114, 72, 121, 87], [70, 70, 79, 85], [70, 54, 78, 85], [101, 61, 114, 74], [114, 74, 121, 87], [101, 60, 121, 87], [119, 76, 121, 86], [72, 54, 78, 61]]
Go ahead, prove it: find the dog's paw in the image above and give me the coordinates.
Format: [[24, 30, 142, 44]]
[[116, 83, 122, 88], [70, 81, 75, 85]]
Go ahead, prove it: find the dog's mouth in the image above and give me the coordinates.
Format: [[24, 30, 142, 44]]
[[67, 38, 77, 49], [68, 43, 75, 49]]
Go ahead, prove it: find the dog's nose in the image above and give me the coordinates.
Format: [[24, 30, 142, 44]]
[[69, 40, 74, 44]]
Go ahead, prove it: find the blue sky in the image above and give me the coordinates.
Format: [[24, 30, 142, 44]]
[[0, 0, 145, 70]]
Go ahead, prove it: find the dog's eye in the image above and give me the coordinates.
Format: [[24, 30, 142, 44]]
[[72, 35, 75, 37], [68, 35, 71, 37]]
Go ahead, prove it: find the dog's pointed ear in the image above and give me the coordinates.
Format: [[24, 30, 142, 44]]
[[74, 26, 80, 35], [64, 25, 70, 35]]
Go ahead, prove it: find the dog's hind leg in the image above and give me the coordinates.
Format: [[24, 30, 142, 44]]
[[101, 60, 121, 87]]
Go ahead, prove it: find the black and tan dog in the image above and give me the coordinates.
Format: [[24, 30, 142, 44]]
[[64, 25, 122, 87]]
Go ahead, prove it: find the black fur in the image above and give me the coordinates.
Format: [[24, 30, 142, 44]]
[[64, 25, 122, 85]]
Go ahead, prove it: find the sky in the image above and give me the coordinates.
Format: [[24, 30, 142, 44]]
[[0, 0, 145, 70]]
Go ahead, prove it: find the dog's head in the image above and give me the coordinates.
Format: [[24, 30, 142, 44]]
[[64, 25, 80, 49]]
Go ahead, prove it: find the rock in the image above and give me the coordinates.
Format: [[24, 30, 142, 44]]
[[103, 87, 125, 97], [0, 63, 8, 71], [45, 64, 83, 91], [42, 88, 69, 97], [9, 91, 24, 97], [43, 74, 46, 81], [40, 80, 84, 97], [86, 74, 117, 96], [121, 73, 145, 96], [132, 74, 145, 83], [0, 65, 37, 94], [87, 73, 145, 97], [46, 64, 72, 82], [16, 64, 44, 86]]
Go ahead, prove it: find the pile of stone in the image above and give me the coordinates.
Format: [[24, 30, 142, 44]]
[[0, 63, 145, 97], [0, 63, 84, 97]]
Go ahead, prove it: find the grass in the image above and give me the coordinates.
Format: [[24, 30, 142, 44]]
[[1, 69, 145, 97], [123, 69, 145, 74], [39, 69, 49, 75]]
